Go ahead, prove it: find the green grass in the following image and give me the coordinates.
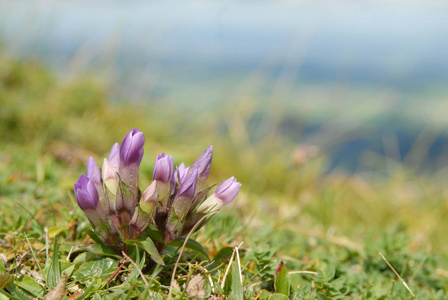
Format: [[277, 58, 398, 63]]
[[1, 54, 448, 299]]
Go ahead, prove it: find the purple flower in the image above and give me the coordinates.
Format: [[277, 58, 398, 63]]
[[119, 129, 145, 167], [153, 153, 174, 184], [189, 146, 213, 183], [174, 163, 189, 183], [108, 143, 120, 169], [177, 169, 198, 200], [74, 174, 100, 211], [215, 177, 241, 205], [196, 177, 241, 213], [86, 157, 101, 185]]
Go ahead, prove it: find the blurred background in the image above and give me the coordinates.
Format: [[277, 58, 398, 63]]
[[2, 1, 448, 248], [2, 1, 448, 176]]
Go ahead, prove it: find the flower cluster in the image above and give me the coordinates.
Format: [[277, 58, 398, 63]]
[[74, 129, 241, 252]]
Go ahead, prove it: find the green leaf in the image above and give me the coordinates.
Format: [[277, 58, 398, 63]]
[[3, 280, 33, 300], [268, 293, 290, 300], [86, 230, 108, 248], [47, 226, 67, 238], [72, 258, 117, 283], [0, 259, 6, 274], [169, 237, 209, 260], [274, 262, 290, 296], [91, 293, 102, 300], [124, 246, 146, 283], [145, 229, 164, 243], [213, 247, 234, 263], [16, 275, 44, 298], [124, 238, 165, 266], [85, 244, 121, 259], [323, 266, 335, 282], [0, 292, 10, 300], [231, 261, 243, 300], [46, 235, 61, 289]]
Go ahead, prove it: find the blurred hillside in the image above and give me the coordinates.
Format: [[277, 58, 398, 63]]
[[1, 1, 448, 174]]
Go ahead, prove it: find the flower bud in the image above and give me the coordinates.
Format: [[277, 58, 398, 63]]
[[101, 158, 118, 213], [74, 175, 100, 211], [165, 170, 199, 242], [74, 175, 119, 247], [119, 129, 145, 168], [196, 177, 241, 213], [189, 146, 213, 188], [87, 157, 101, 186], [153, 153, 174, 194], [174, 163, 189, 184], [215, 176, 241, 205], [177, 169, 198, 200], [117, 129, 144, 210], [140, 180, 158, 215], [108, 143, 120, 169]]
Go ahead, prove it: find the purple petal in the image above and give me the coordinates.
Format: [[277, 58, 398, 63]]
[[215, 177, 241, 205], [108, 143, 120, 169], [74, 174, 100, 210], [153, 153, 174, 184], [177, 169, 198, 199], [86, 157, 101, 185], [119, 129, 145, 167], [189, 146, 213, 181], [175, 163, 189, 183]]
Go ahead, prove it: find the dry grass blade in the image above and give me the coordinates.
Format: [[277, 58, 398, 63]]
[[168, 212, 218, 300], [221, 242, 244, 290], [379, 252, 417, 299], [221, 246, 236, 290], [122, 251, 149, 287]]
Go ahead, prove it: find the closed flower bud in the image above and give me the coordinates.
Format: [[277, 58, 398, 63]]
[[102, 158, 118, 187], [74, 174, 118, 248], [74, 175, 100, 211], [119, 128, 145, 168], [177, 169, 198, 200], [174, 163, 189, 184], [101, 158, 118, 214], [153, 153, 174, 185], [189, 146, 213, 187], [108, 143, 120, 169], [117, 129, 144, 208], [87, 156, 107, 209], [87, 157, 101, 186], [196, 177, 241, 213], [215, 176, 241, 205], [165, 170, 199, 242], [140, 180, 158, 215]]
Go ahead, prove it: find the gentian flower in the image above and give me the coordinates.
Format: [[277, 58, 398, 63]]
[[118, 128, 145, 195], [108, 143, 120, 169], [189, 146, 213, 188], [153, 153, 174, 196], [74, 174, 118, 245], [174, 163, 189, 184], [165, 170, 198, 241], [115, 129, 145, 229], [86, 157, 101, 186], [119, 129, 145, 168], [74, 128, 241, 255], [196, 177, 241, 213], [74, 174, 100, 212]]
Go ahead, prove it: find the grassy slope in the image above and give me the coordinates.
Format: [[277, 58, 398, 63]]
[[1, 55, 448, 299]]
